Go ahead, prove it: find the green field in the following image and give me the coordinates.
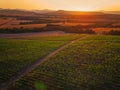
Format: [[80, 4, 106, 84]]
[[0, 34, 82, 84], [8, 35, 120, 90]]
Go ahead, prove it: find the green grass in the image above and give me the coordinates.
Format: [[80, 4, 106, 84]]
[[0, 34, 82, 84], [9, 35, 120, 90]]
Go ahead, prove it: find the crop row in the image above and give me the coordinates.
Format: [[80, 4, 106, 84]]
[[0, 34, 82, 84], [9, 35, 120, 90]]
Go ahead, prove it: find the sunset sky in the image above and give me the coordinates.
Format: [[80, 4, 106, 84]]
[[0, 0, 120, 11]]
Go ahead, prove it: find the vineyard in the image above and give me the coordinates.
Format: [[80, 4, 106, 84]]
[[5, 35, 120, 90], [0, 34, 82, 85], [0, 3, 120, 90]]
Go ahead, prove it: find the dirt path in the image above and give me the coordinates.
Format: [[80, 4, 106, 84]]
[[0, 35, 87, 90]]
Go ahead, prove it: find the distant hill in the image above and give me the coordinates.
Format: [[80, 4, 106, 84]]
[[0, 8, 55, 15], [0, 8, 120, 16], [0, 9, 35, 15], [32, 9, 55, 14], [0, 8, 104, 15], [46, 10, 105, 15]]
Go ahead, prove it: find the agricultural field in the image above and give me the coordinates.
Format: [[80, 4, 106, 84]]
[[93, 28, 120, 33], [0, 2, 120, 90], [0, 34, 82, 85], [0, 18, 13, 26], [49, 22, 94, 26], [0, 18, 46, 29], [0, 23, 46, 29], [112, 23, 120, 27], [7, 35, 120, 90]]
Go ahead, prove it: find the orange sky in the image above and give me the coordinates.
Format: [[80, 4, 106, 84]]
[[0, 0, 120, 11]]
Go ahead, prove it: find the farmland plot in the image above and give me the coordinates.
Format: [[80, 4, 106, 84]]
[[0, 34, 82, 85], [8, 35, 120, 90]]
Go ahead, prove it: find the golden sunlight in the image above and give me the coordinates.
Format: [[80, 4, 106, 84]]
[[0, 0, 120, 11], [71, 7, 95, 11]]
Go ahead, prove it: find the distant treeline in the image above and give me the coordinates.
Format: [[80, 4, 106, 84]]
[[0, 25, 120, 35], [19, 20, 60, 24], [45, 25, 95, 34], [19, 21, 120, 28], [103, 30, 120, 35], [0, 28, 40, 33], [0, 25, 95, 34]]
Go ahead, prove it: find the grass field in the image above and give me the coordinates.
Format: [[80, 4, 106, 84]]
[[0, 34, 82, 85], [8, 35, 120, 90]]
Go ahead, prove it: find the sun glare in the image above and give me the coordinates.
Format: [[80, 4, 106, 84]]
[[0, 0, 120, 11], [70, 7, 95, 11]]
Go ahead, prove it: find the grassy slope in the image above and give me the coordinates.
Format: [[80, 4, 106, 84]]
[[9, 35, 120, 90], [0, 34, 81, 84]]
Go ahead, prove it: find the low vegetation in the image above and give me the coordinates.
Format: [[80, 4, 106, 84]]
[[8, 35, 120, 90], [0, 34, 82, 84]]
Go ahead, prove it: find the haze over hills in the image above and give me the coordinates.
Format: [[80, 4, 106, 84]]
[[0, 8, 120, 15], [0, 8, 35, 15], [46, 10, 105, 15], [32, 9, 55, 14]]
